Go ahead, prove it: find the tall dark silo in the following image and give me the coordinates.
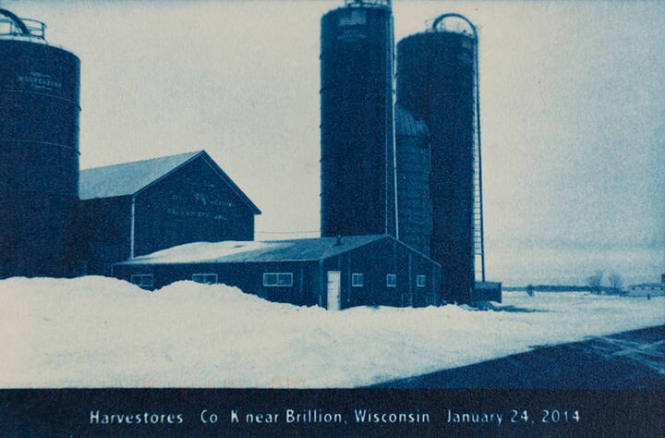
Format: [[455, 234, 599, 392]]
[[395, 104, 431, 256], [397, 14, 485, 304], [320, 0, 397, 238], [0, 10, 80, 278]]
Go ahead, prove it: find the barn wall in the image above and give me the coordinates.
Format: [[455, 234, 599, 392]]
[[133, 157, 255, 257], [71, 196, 131, 276]]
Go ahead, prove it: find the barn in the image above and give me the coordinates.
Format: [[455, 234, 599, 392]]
[[112, 235, 442, 309], [70, 150, 261, 275]]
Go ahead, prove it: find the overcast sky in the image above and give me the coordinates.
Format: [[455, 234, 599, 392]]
[[3, 0, 664, 285]]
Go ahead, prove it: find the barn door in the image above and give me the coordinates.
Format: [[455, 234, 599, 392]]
[[327, 271, 341, 311]]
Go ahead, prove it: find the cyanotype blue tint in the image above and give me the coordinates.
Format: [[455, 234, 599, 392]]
[[320, 2, 397, 239], [397, 15, 481, 303], [74, 151, 260, 276], [0, 10, 79, 278], [1, 0, 663, 294], [114, 235, 441, 310], [395, 104, 431, 257]]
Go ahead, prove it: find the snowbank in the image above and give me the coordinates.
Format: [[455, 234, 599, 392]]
[[0, 277, 662, 388]]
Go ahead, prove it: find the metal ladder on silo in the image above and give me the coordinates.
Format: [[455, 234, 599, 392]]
[[472, 143, 485, 283], [472, 35, 486, 283]]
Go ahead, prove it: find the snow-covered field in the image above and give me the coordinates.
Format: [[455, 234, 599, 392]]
[[1, 277, 663, 388]]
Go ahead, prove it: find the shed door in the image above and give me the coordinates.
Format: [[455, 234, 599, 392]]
[[327, 271, 341, 311]]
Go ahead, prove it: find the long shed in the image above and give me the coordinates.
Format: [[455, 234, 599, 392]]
[[71, 150, 260, 275], [113, 235, 442, 310]]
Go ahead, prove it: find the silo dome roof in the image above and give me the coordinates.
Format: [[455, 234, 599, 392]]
[[395, 104, 430, 137]]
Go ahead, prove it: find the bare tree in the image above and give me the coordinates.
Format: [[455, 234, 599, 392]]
[[608, 272, 623, 292], [586, 270, 603, 293]]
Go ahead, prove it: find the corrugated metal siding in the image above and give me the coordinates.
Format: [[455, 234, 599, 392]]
[[395, 105, 432, 256]]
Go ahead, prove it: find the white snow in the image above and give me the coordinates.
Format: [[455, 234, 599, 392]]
[[1, 277, 663, 388]]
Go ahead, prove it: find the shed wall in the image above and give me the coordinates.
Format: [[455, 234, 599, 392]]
[[322, 237, 440, 308], [114, 238, 442, 310], [114, 261, 320, 306]]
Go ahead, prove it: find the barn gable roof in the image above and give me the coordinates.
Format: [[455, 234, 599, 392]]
[[79, 150, 261, 214], [117, 234, 389, 265]]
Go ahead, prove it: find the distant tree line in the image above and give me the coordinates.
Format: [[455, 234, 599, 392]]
[[506, 271, 624, 294], [504, 285, 598, 292]]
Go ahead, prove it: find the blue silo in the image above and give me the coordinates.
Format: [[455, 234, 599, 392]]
[[0, 9, 80, 277], [396, 14, 485, 304], [320, 0, 397, 238]]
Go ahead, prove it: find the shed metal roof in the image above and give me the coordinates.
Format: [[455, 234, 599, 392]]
[[117, 235, 388, 265], [79, 150, 261, 214]]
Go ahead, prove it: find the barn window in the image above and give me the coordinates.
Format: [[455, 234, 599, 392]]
[[352, 273, 364, 287], [386, 274, 397, 288], [263, 272, 293, 287], [192, 273, 218, 284], [416, 275, 426, 287], [130, 274, 154, 288]]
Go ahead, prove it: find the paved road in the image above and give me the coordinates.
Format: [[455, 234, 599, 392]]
[[373, 325, 665, 389]]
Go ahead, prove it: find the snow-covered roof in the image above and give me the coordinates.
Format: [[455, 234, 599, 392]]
[[118, 235, 387, 265], [79, 151, 201, 200]]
